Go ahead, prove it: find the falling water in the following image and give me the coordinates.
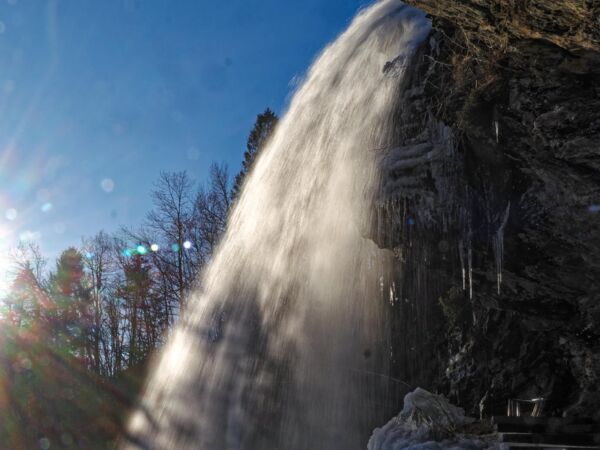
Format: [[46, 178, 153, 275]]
[[125, 2, 430, 449]]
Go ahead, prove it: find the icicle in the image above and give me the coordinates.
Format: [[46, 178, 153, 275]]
[[468, 243, 473, 300], [493, 202, 511, 294], [493, 105, 500, 144], [494, 120, 499, 144], [458, 240, 466, 290], [389, 282, 398, 305], [377, 203, 383, 247], [459, 237, 471, 299]]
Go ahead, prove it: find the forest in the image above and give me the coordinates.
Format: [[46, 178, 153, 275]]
[[0, 109, 278, 449]]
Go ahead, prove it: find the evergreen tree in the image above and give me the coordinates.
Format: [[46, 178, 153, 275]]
[[5, 265, 50, 329], [232, 108, 279, 198], [49, 248, 92, 362]]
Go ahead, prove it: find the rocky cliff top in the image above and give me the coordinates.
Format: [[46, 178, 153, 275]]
[[407, 1, 599, 55]]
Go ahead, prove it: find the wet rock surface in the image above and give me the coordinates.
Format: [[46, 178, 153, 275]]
[[377, 0, 600, 420]]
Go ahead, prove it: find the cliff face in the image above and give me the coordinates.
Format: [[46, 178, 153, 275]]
[[377, 0, 600, 419]]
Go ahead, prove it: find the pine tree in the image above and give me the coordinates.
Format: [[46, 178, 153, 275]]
[[232, 108, 279, 198], [50, 248, 92, 362]]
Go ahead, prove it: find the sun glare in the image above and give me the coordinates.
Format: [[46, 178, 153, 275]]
[[0, 225, 14, 296], [0, 251, 11, 296]]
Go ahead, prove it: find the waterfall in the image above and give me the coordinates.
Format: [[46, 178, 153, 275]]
[[124, 2, 430, 449]]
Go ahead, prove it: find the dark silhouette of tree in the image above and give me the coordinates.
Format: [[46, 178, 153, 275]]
[[146, 171, 194, 309], [194, 162, 233, 256], [49, 248, 93, 364], [82, 231, 114, 375], [126, 165, 232, 321], [232, 108, 279, 198], [7, 242, 49, 325], [116, 254, 154, 366]]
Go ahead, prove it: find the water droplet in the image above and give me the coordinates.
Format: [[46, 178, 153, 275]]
[[5, 208, 17, 220], [19, 230, 41, 241], [60, 433, 73, 446], [101, 178, 115, 193], [21, 357, 32, 370]]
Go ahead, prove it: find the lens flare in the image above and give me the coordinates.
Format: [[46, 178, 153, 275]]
[[19, 230, 41, 241], [100, 178, 115, 193], [0, 241, 12, 295], [5, 208, 17, 220]]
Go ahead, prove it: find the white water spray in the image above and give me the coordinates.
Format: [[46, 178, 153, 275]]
[[125, 3, 430, 449]]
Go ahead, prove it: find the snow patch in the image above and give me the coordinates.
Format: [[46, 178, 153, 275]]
[[368, 388, 504, 450]]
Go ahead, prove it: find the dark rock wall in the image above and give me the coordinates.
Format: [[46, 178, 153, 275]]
[[377, 0, 600, 419]]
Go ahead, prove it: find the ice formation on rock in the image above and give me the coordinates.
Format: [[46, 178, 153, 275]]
[[368, 388, 504, 450]]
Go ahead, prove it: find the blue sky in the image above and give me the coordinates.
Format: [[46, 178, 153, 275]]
[[0, 0, 368, 279]]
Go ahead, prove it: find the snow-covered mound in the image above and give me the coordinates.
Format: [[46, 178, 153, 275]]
[[368, 388, 505, 450]]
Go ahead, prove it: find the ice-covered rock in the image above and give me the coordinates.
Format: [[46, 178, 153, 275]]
[[368, 388, 504, 450]]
